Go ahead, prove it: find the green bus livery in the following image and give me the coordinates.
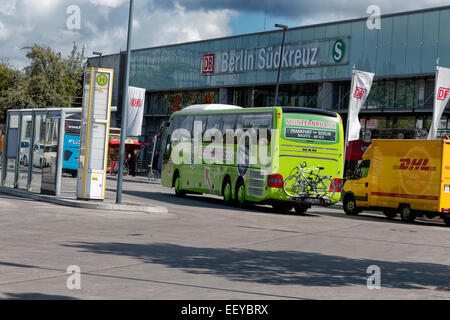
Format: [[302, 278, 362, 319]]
[[161, 104, 344, 213]]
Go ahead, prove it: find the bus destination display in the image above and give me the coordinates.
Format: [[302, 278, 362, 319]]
[[285, 127, 336, 142]]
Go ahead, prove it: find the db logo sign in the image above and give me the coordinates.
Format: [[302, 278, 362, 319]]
[[202, 54, 214, 74], [130, 98, 142, 107], [437, 87, 450, 101], [353, 86, 367, 99]]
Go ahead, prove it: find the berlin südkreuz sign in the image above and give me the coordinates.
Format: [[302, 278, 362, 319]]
[[201, 37, 348, 75]]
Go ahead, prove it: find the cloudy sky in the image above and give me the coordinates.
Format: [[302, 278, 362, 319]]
[[0, 0, 448, 68]]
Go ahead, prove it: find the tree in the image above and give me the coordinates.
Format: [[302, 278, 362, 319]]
[[0, 43, 86, 123], [0, 61, 24, 123]]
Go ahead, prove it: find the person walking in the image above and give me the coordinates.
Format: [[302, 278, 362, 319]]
[[129, 149, 139, 177]]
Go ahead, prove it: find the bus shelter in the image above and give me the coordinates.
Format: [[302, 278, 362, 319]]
[[1, 108, 81, 196]]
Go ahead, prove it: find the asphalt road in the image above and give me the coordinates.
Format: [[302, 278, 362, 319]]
[[0, 177, 449, 300]]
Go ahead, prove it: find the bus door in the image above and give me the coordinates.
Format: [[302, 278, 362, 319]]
[[349, 159, 371, 207]]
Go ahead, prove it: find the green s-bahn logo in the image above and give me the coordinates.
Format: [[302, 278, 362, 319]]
[[332, 39, 345, 63]]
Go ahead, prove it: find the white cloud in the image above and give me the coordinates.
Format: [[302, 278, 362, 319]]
[[22, 0, 62, 15], [0, 0, 16, 16], [0, 20, 9, 40], [89, 0, 128, 8], [133, 3, 236, 47]]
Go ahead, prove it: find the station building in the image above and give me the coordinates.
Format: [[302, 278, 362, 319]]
[[87, 5, 450, 159]]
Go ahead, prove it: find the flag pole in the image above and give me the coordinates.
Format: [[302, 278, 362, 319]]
[[343, 64, 356, 178], [116, 0, 134, 204], [428, 57, 440, 140]]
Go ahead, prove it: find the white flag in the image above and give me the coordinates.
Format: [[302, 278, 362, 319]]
[[347, 70, 375, 142], [126, 86, 146, 136], [428, 66, 450, 139]]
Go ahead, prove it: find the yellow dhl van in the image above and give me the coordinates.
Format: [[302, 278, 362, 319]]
[[342, 139, 450, 226]]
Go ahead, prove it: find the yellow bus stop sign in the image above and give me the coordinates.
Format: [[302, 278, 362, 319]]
[[96, 73, 108, 86]]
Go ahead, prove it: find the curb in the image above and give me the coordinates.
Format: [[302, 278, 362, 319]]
[[0, 187, 168, 214]]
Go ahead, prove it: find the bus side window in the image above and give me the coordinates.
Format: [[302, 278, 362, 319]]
[[193, 115, 208, 137], [205, 114, 222, 142], [252, 113, 272, 144], [221, 114, 236, 134], [171, 116, 190, 142], [221, 114, 237, 144]]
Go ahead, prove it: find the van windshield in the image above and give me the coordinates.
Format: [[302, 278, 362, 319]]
[[353, 160, 370, 179], [354, 160, 370, 179]]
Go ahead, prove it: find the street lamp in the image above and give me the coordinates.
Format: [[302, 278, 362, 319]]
[[116, 0, 134, 204], [274, 23, 288, 106], [93, 51, 102, 68]]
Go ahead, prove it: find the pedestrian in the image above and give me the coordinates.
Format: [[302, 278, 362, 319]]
[[129, 149, 139, 177]]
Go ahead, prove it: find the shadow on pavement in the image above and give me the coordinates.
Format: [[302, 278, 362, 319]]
[[63, 242, 450, 290], [108, 187, 445, 227], [107, 187, 321, 217], [3, 292, 78, 300]]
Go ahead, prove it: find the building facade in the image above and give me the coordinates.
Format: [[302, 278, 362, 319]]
[[88, 5, 450, 157]]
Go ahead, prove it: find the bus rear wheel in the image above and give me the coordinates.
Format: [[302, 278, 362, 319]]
[[236, 180, 247, 208], [222, 179, 233, 205]]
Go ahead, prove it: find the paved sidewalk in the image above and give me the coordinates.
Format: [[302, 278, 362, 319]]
[[0, 176, 167, 214]]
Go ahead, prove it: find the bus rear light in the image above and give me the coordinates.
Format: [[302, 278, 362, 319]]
[[268, 174, 284, 188], [330, 178, 343, 193]]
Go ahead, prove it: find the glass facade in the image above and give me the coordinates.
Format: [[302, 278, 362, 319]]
[[90, 6, 450, 144], [128, 7, 450, 91]]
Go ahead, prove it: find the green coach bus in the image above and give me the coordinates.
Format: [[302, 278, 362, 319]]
[[160, 104, 344, 214]]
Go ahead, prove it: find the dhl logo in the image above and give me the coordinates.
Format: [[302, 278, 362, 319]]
[[393, 158, 436, 171]]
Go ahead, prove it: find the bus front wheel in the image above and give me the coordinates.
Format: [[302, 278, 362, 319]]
[[174, 173, 186, 198]]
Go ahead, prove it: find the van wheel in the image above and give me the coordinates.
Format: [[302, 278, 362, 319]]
[[343, 194, 359, 215], [383, 209, 397, 219], [400, 205, 415, 223], [294, 203, 309, 214], [272, 202, 293, 213], [443, 216, 450, 227]]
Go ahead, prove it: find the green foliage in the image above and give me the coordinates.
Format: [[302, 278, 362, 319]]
[[0, 43, 86, 124]]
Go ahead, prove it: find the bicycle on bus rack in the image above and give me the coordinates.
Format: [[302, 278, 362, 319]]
[[283, 161, 336, 201]]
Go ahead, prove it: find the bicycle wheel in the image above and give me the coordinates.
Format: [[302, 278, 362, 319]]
[[316, 177, 334, 198], [283, 175, 305, 197]]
